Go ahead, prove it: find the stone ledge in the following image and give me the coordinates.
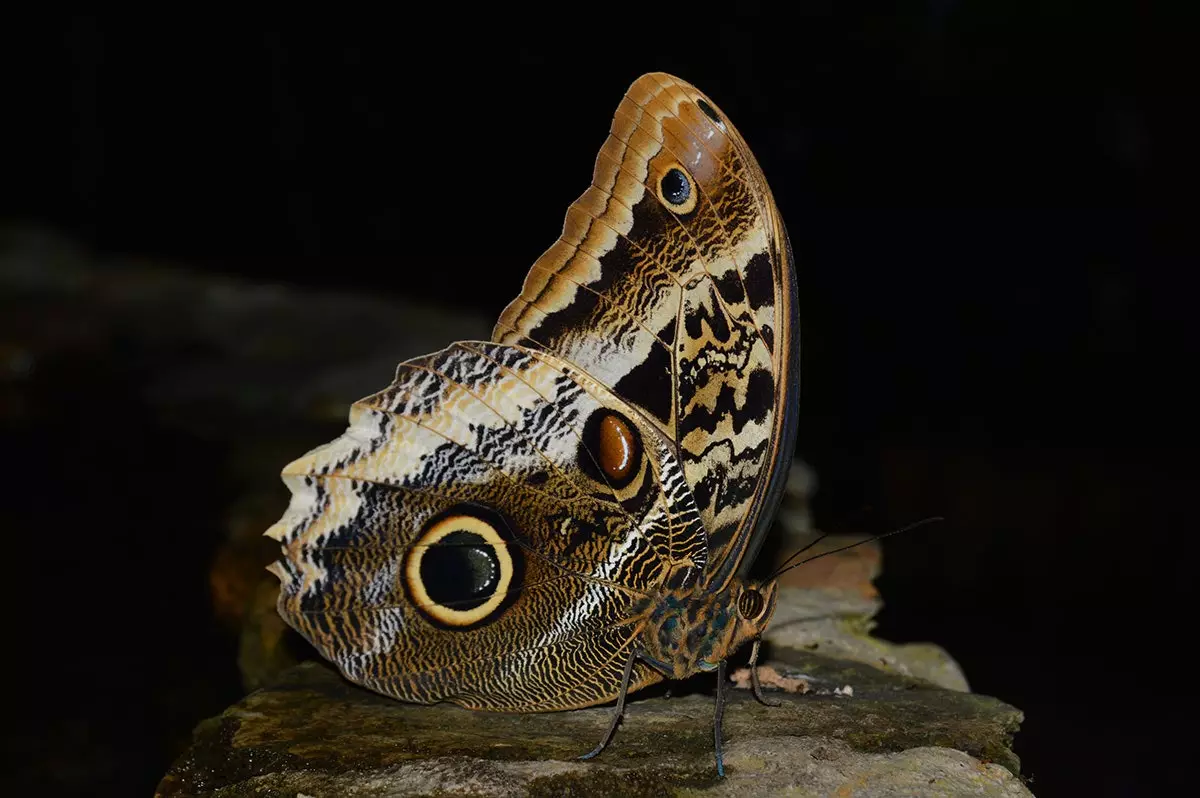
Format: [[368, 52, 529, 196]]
[[157, 651, 1026, 797]]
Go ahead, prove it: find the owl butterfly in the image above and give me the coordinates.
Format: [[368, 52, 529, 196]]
[[266, 72, 798, 776]]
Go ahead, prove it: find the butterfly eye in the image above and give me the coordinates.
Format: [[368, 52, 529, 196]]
[[696, 98, 724, 128], [581, 409, 642, 489], [737, 588, 766, 620], [404, 509, 521, 629], [656, 165, 697, 214]]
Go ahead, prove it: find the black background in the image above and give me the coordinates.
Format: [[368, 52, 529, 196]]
[[3, 6, 1189, 796]]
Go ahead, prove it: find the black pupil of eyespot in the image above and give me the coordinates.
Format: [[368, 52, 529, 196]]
[[697, 99, 721, 125], [422, 530, 499, 609], [661, 168, 690, 206]]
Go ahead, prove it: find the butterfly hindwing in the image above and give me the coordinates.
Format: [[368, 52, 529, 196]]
[[269, 342, 705, 710]]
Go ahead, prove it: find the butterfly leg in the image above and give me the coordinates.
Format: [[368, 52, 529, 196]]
[[713, 658, 727, 777], [579, 647, 638, 762], [748, 638, 782, 707]]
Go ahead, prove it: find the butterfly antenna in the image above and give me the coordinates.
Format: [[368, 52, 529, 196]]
[[769, 502, 880, 575], [768, 516, 944, 580], [767, 531, 832, 575]]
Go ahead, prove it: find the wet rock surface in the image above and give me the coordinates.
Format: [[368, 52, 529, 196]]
[[158, 649, 1026, 797]]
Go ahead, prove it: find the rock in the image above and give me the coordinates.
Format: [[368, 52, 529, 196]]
[[157, 650, 1026, 797], [765, 588, 970, 693], [761, 457, 970, 693], [0, 225, 492, 432], [1, 224, 494, 691]]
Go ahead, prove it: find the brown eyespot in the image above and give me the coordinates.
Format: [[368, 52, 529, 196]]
[[581, 409, 642, 489], [598, 414, 636, 480], [737, 588, 765, 620], [403, 507, 522, 629]]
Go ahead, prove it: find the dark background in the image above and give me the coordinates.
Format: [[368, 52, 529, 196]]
[[2, 6, 1187, 796]]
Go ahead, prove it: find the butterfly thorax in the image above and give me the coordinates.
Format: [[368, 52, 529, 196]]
[[638, 579, 778, 680]]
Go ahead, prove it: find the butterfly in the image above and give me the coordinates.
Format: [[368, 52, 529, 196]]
[[265, 72, 799, 777]]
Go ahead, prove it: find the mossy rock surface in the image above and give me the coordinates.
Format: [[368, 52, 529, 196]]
[[158, 650, 1027, 797]]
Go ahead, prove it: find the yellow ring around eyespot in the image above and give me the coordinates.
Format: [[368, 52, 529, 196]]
[[406, 514, 513, 627], [655, 162, 698, 215]]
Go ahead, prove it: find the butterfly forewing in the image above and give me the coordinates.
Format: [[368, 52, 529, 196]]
[[494, 73, 797, 588]]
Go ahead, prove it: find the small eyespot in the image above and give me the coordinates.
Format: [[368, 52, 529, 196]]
[[656, 164, 697, 214], [697, 98, 723, 127]]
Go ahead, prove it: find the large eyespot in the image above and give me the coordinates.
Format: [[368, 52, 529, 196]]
[[737, 587, 766, 620], [580, 409, 642, 490], [656, 164, 697, 214], [403, 507, 522, 629], [696, 98, 724, 129]]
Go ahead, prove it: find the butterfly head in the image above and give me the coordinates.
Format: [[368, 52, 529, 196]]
[[692, 579, 779, 673]]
